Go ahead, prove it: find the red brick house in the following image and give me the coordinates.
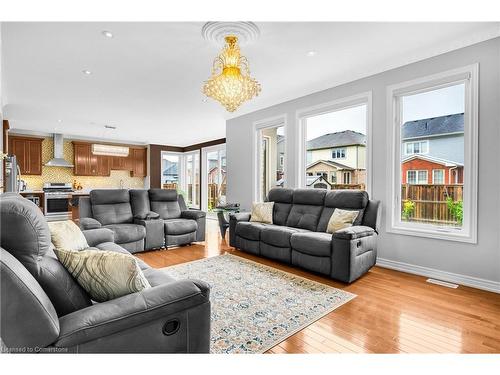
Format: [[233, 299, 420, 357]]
[[401, 154, 463, 185]]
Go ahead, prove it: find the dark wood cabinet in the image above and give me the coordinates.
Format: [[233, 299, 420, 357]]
[[131, 148, 147, 177], [8, 136, 43, 175], [73, 142, 146, 177]]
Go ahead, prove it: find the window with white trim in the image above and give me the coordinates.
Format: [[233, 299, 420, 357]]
[[387, 65, 478, 243], [404, 140, 428, 155], [407, 170, 428, 184], [331, 148, 346, 159], [432, 169, 445, 184]]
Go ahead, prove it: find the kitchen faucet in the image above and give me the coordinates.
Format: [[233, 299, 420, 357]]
[[119, 179, 124, 189]]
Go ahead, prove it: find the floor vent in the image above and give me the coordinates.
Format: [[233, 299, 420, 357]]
[[426, 278, 459, 288]]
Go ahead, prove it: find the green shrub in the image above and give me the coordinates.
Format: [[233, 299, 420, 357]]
[[402, 200, 415, 220], [446, 198, 463, 225]]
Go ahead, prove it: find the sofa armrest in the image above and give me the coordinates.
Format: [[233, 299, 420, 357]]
[[79, 217, 102, 230], [53, 279, 211, 353], [180, 210, 206, 242], [180, 210, 206, 220], [134, 218, 165, 250], [82, 228, 114, 247], [134, 211, 160, 220], [332, 226, 375, 240], [228, 212, 251, 247]]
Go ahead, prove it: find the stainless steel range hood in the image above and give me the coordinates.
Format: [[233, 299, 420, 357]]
[[45, 134, 74, 167]]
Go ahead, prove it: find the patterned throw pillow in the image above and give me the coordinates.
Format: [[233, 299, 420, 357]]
[[48, 220, 89, 251], [249, 202, 274, 224], [53, 248, 151, 302], [326, 209, 360, 234]]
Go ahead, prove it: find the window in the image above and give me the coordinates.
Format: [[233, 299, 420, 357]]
[[432, 169, 445, 184], [387, 65, 478, 243], [254, 116, 286, 201], [404, 140, 428, 155], [297, 92, 371, 192], [407, 170, 428, 184], [161, 152, 181, 189], [332, 148, 346, 159], [185, 152, 200, 208]]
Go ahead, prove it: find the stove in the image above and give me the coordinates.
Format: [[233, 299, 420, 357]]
[[43, 183, 74, 221]]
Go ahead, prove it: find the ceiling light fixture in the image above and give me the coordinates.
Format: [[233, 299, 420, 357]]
[[307, 51, 317, 57], [101, 30, 113, 38], [82, 70, 92, 75], [202, 35, 261, 112]]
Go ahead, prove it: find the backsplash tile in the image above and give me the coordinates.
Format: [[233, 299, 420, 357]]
[[22, 138, 145, 191]]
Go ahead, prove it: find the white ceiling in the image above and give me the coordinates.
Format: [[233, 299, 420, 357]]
[[2, 22, 499, 146]]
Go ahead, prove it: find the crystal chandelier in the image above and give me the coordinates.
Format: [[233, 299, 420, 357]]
[[202, 36, 261, 112]]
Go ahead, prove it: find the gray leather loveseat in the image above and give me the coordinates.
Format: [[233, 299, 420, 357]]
[[79, 189, 206, 253], [0, 193, 211, 353], [229, 188, 381, 283]]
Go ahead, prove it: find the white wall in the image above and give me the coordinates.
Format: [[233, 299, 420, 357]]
[[226, 38, 500, 287]]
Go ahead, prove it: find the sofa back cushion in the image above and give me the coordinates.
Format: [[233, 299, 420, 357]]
[[148, 189, 181, 219], [285, 189, 326, 231], [90, 189, 133, 225], [130, 189, 151, 219], [317, 190, 369, 232], [267, 188, 294, 226], [0, 194, 92, 317]]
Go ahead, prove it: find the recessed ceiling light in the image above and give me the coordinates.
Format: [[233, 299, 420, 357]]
[[82, 70, 92, 75], [101, 30, 113, 38], [57, 119, 62, 123], [306, 51, 317, 57]]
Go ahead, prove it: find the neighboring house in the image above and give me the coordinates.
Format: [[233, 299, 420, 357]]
[[162, 160, 179, 184], [276, 134, 285, 180], [306, 130, 366, 186], [306, 174, 333, 190], [401, 113, 464, 185]]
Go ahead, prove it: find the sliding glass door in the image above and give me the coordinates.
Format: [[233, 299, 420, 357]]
[[184, 151, 200, 208], [201, 144, 226, 213]]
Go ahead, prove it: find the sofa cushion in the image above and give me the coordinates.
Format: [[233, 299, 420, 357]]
[[48, 220, 89, 251], [250, 202, 274, 224], [317, 190, 369, 232], [130, 189, 151, 219], [326, 209, 360, 234], [149, 189, 182, 219], [94, 242, 150, 271], [290, 232, 333, 257], [235, 221, 267, 241], [260, 225, 309, 248], [286, 204, 324, 231], [267, 188, 294, 226], [90, 190, 133, 225], [103, 224, 146, 244], [164, 219, 197, 235], [293, 188, 327, 205], [142, 268, 177, 287]]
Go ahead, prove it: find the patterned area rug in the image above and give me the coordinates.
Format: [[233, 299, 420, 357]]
[[162, 254, 356, 354]]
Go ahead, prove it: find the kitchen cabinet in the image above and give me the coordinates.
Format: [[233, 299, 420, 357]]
[[73, 141, 147, 177], [131, 148, 147, 177], [8, 136, 43, 175]]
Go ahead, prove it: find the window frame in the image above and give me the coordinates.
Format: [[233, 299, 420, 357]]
[[432, 169, 445, 185], [331, 148, 346, 159], [296, 91, 372, 195], [252, 114, 287, 202], [404, 140, 429, 155], [386, 64, 478, 243]]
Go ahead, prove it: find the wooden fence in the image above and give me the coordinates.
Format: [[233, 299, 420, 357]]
[[401, 184, 463, 225], [330, 184, 364, 190]]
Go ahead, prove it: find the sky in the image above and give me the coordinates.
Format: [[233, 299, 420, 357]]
[[303, 83, 465, 141]]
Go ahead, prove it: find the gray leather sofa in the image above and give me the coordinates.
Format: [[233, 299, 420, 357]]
[[229, 188, 381, 283], [0, 193, 211, 353], [79, 189, 206, 253]]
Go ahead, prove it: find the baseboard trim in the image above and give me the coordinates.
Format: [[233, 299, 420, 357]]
[[376, 258, 500, 294]]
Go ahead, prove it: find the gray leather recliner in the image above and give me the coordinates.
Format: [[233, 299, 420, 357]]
[[79, 189, 206, 252], [229, 188, 381, 283], [0, 193, 211, 353]]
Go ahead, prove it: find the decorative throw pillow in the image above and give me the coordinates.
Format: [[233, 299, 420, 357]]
[[53, 248, 151, 302], [249, 202, 274, 224], [326, 208, 360, 234], [48, 220, 89, 251]]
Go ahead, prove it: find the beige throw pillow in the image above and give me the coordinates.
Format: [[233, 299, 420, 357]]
[[48, 220, 89, 251], [326, 209, 360, 234], [53, 248, 151, 302], [250, 202, 274, 224]]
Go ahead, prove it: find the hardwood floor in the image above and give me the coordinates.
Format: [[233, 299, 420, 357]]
[[136, 220, 500, 354]]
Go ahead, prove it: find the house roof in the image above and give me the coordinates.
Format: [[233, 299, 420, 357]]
[[401, 113, 464, 139], [306, 130, 366, 150], [306, 175, 332, 187], [402, 154, 464, 167], [306, 159, 354, 171], [162, 161, 178, 176]]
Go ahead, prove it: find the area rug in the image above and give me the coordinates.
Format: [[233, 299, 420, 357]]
[[162, 254, 356, 354]]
